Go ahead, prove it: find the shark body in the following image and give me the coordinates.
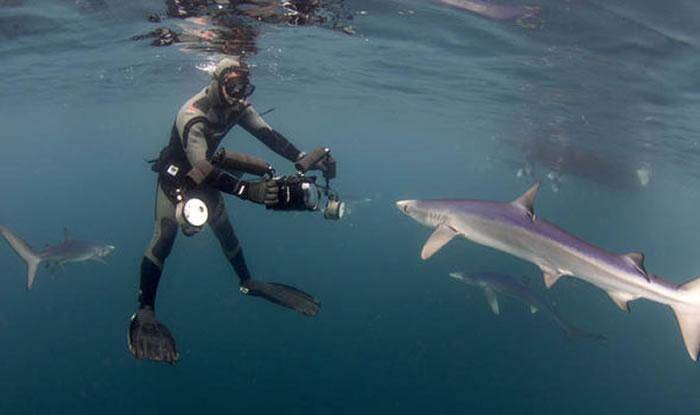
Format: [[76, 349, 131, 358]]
[[449, 271, 604, 340], [0, 225, 115, 289], [397, 183, 700, 362]]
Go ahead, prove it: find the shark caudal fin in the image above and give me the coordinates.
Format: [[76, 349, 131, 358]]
[[0, 225, 42, 289], [671, 277, 700, 362]]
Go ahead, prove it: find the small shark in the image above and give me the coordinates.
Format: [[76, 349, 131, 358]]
[[449, 271, 605, 340], [0, 225, 115, 289], [396, 183, 700, 362], [438, 0, 541, 26]]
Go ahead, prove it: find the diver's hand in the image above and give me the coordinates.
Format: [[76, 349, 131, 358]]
[[128, 307, 179, 364], [237, 179, 279, 206]]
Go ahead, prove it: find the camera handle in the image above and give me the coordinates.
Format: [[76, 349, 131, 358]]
[[295, 147, 330, 174], [212, 148, 275, 177]]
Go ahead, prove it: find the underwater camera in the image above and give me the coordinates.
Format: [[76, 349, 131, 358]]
[[268, 174, 345, 220], [268, 147, 344, 220]]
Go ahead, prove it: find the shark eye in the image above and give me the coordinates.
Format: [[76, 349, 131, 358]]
[[403, 205, 409, 213]]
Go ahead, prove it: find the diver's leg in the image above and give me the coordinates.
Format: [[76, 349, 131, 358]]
[[208, 193, 321, 316], [128, 184, 180, 364], [207, 195, 251, 284]]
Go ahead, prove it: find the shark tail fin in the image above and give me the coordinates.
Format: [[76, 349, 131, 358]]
[[671, 277, 700, 362], [0, 225, 42, 289]]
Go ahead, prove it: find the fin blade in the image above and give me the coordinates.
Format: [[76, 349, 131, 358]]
[[623, 251, 649, 281], [484, 287, 499, 315], [27, 260, 39, 289], [673, 276, 700, 361], [512, 182, 539, 220], [542, 268, 563, 289], [0, 225, 42, 289], [421, 225, 457, 260], [679, 276, 700, 293], [606, 291, 636, 312], [672, 304, 700, 362]]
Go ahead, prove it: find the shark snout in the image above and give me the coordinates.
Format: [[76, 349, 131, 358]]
[[101, 245, 116, 256], [449, 272, 464, 280]]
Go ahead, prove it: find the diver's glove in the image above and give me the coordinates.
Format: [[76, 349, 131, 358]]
[[240, 280, 321, 316], [236, 179, 279, 206], [128, 307, 180, 364]]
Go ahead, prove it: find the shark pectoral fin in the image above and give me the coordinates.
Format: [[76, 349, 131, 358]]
[[541, 268, 564, 289], [607, 291, 636, 312], [27, 261, 39, 290], [420, 225, 458, 260], [529, 305, 538, 314], [484, 287, 500, 315]]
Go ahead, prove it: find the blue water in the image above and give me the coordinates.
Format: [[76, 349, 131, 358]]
[[1, 0, 700, 413]]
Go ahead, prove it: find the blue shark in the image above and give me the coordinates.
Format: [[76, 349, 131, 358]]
[[0, 225, 115, 289], [396, 183, 700, 362], [449, 271, 605, 340]]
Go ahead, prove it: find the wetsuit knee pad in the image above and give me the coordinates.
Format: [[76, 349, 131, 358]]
[[152, 218, 178, 263]]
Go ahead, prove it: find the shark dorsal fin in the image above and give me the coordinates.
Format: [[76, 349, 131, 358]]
[[623, 251, 649, 281], [511, 182, 539, 221], [63, 228, 71, 242]]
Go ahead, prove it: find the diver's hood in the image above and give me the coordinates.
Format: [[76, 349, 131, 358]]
[[206, 58, 250, 107]]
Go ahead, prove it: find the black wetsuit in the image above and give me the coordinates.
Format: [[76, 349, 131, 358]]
[[138, 78, 302, 311]]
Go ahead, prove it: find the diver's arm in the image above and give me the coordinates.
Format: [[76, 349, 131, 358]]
[[187, 159, 279, 206], [182, 120, 210, 167], [181, 122, 242, 193], [183, 121, 278, 205], [239, 106, 303, 162]]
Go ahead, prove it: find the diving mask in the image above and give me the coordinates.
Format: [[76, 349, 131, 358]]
[[223, 77, 255, 102]]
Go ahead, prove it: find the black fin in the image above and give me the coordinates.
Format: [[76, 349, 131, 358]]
[[242, 280, 321, 316], [128, 309, 179, 364]]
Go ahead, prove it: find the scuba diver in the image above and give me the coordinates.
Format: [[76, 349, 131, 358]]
[[128, 58, 334, 364]]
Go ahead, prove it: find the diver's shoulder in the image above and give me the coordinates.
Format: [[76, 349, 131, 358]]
[[176, 89, 209, 124], [179, 89, 209, 114]]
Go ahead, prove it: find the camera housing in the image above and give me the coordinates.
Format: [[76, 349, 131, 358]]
[[267, 174, 344, 220], [268, 175, 319, 211]]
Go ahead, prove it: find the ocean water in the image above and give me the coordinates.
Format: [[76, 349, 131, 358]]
[[1, 0, 700, 413]]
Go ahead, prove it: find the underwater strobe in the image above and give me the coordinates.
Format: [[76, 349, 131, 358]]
[[174, 189, 209, 236], [268, 147, 345, 220]]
